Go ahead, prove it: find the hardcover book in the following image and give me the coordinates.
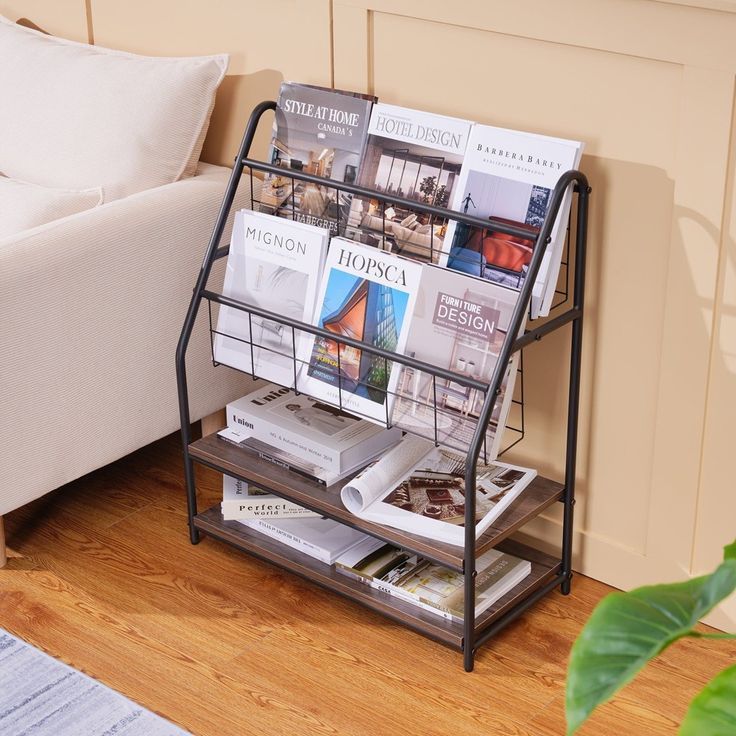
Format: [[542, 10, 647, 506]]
[[221, 474, 318, 520], [259, 82, 376, 234], [340, 434, 536, 546], [214, 209, 329, 386], [335, 539, 531, 622], [299, 237, 422, 424], [226, 382, 403, 472], [345, 103, 472, 263], [217, 426, 390, 487], [391, 264, 524, 458], [239, 515, 374, 565], [442, 124, 583, 317]]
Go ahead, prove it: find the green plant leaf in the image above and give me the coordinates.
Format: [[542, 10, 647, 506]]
[[566, 557, 736, 735], [679, 664, 736, 735], [725, 540, 736, 562]]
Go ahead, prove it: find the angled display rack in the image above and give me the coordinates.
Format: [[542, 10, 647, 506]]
[[176, 100, 590, 671]]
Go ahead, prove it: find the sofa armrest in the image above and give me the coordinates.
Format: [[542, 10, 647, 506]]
[[0, 163, 258, 515]]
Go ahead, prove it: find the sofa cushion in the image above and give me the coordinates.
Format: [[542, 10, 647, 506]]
[[0, 16, 228, 202], [0, 177, 103, 238]]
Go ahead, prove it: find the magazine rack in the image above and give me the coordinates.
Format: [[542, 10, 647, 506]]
[[176, 100, 590, 672]]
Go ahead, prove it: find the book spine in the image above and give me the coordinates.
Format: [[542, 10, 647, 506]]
[[228, 403, 339, 471], [221, 498, 319, 520], [244, 519, 331, 564], [250, 448, 329, 486], [370, 579, 453, 622]]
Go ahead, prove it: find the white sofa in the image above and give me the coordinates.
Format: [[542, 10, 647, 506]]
[[0, 16, 255, 564]]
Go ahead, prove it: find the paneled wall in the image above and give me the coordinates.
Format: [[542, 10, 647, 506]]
[[3, 0, 735, 628]]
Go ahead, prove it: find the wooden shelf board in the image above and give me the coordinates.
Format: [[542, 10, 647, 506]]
[[189, 433, 564, 571], [193, 506, 561, 649]]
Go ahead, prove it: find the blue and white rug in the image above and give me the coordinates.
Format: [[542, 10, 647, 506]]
[[0, 628, 190, 735]]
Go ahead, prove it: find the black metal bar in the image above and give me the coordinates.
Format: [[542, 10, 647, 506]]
[[242, 155, 539, 240], [202, 290, 490, 392], [175, 100, 276, 544], [473, 571, 566, 651], [461, 170, 587, 672], [561, 186, 590, 595], [513, 307, 582, 351]]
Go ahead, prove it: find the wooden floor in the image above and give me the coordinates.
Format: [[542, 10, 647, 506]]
[[2, 431, 735, 736]]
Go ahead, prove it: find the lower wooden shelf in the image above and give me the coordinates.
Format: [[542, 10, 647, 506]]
[[194, 506, 562, 650]]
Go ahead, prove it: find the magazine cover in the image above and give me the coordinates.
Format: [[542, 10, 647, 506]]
[[441, 124, 583, 317], [259, 82, 376, 234], [221, 474, 318, 520], [340, 434, 537, 546], [214, 209, 329, 386], [392, 264, 524, 458], [300, 238, 422, 424], [344, 103, 472, 263]]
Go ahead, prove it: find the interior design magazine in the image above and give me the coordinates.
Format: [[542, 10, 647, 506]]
[[259, 82, 376, 234], [391, 264, 525, 458], [340, 434, 536, 546], [221, 474, 318, 520], [344, 103, 472, 263], [227, 382, 402, 472], [441, 124, 583, 318], [336, 538, 531, 621], [300, 237, 421, 424], [214, 209, 329, 386]]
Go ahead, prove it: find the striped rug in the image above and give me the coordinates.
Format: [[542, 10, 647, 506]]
[[0, 628, 190, 735]]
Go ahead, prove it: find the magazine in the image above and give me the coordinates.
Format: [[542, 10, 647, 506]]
[[391, 264, 524, 458], [227, 382, 403, 472], [441, 124, 583, 318], [335, 539, 531, 621], [345, 103, 472, 263], [240, 515, 374, 565], [299, 238, 422, 424], [218, 426, 391, 487], [259, 82, 376, 234], [221, 474, 318, 520], [214, 209, 329, 386], [340, 434, 536, 546]]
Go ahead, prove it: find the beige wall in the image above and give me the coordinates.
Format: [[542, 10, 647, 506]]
[[5, 0, 735, 628]]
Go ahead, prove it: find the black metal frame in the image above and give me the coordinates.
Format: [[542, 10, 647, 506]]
[[176, 100, 590, 672]]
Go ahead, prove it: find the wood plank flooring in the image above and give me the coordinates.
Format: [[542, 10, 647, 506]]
[[1, 431, 734, 736]]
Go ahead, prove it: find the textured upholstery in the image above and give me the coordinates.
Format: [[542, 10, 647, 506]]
[[0, 163, 259, 516], [0, 177, 103, 237]]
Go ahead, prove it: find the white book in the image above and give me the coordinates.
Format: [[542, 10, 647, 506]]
[[345, 103, 472, 265], [221, 474, 318, 520], [227, 382, 402, 472], [391, 263, 525, 459], [341, 434, 536, 547], [441, 124, 583, 318], [214, 209, 329, 386], [299, 238, 422, 425], [240, 516, 371, 565], [218, 426, 391, 487]]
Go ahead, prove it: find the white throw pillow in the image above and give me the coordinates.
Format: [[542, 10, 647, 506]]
[[0, 16, 228, 202], [0, 176, 103, 238]]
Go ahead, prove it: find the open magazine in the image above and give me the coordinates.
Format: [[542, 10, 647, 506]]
[[340, 434, 536, 546]]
